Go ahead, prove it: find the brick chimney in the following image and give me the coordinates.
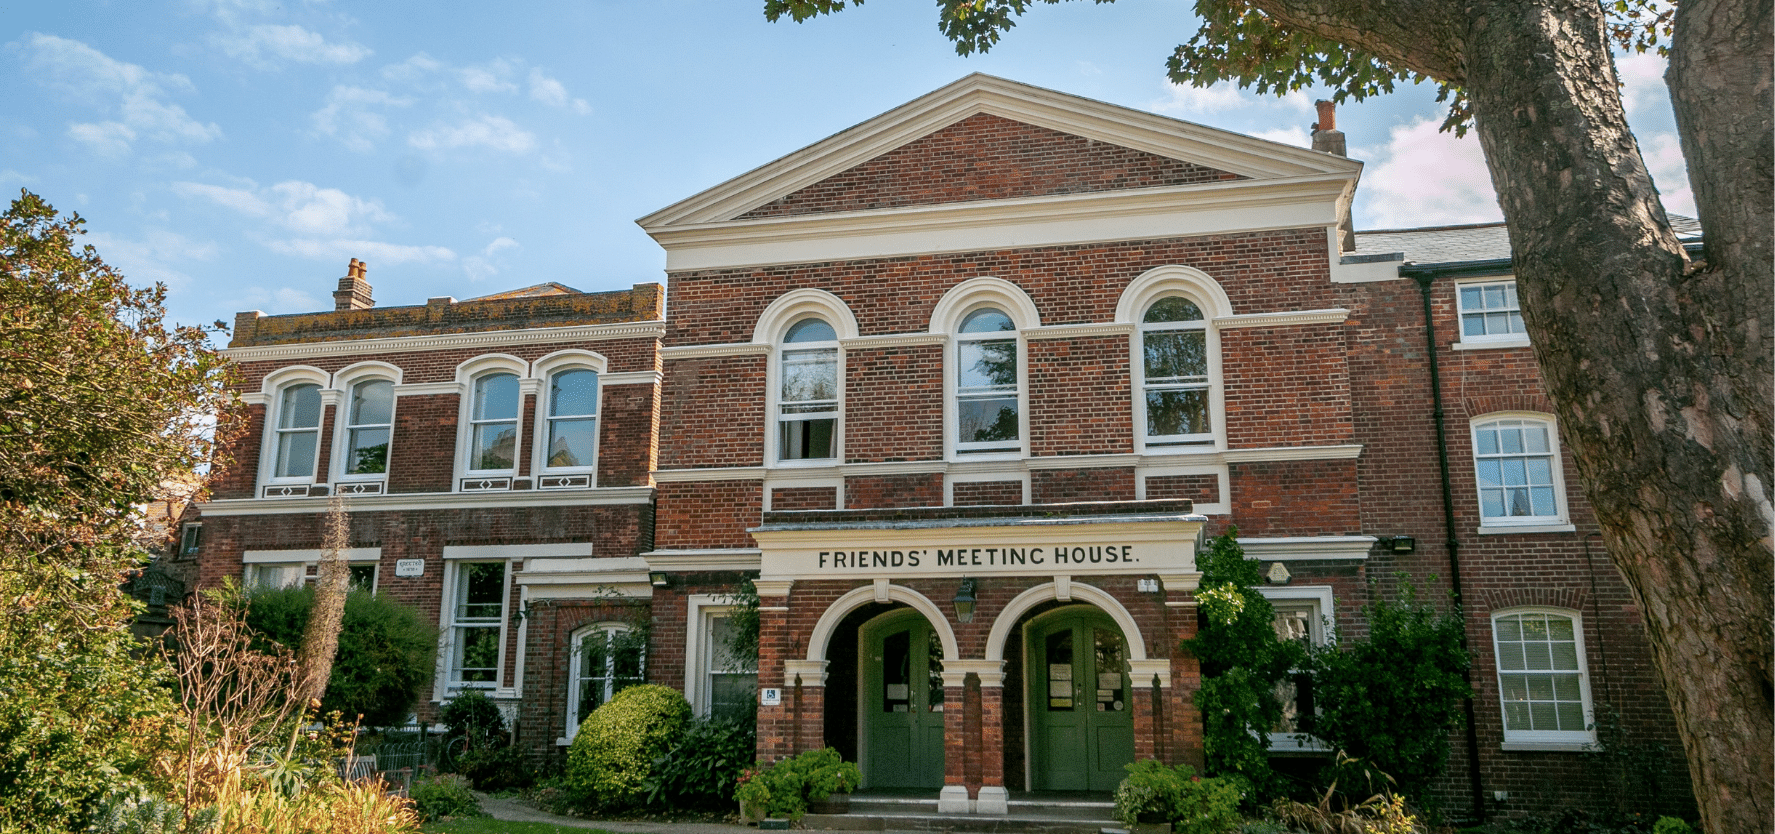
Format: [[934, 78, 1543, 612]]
[[333, 258, 374, 311], [1311, 100, 1357, 252]]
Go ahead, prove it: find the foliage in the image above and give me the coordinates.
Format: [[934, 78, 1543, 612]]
[[246, 586, 438, 729], [1650, 817, 1693, 834], [1477, 808, 1667, 834], [1582, 703, 1678, 817], [1267, 772, 1425, 834], [1178, 530, 1303, 793], [734, 748, 861, 821], [422, 820, 617, 834], [88, 791, 217, 834], [456, 745, 534, 792], [644, 717, 757, 808], [1305, 584, 1469, 802], [0, 190, 232, 831], [564, 684, 691, 809], [1114, 760, 1245, 834], [721, 577, 762, 671], [438, 690, 507, 752], [409, 774, 483, 822]]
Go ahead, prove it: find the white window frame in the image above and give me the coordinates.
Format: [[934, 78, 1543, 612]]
[[331, 362, 402, 487], [452, 355, 532, 490], [775, 318, 841, 464], [1453, 277, 1530, 349], [1471, 412, 1573, 533], [684, 594, 759, 720], [247, 562, 307, 591], [565, 622, 646, 739], [1491, 607, 1596, 750], [531, 350, 608, 483], [440, 559, 512, 692], [754, 289, 858, 468], [241, 548, 383, 592], [257, 366, 332, 489], [1137, 295, 1215, 446], [1257, 585, 1334, 753], [931, 277, 1038, 460], [178, 522, 202, 558], [1115, 265, 1230, 455]]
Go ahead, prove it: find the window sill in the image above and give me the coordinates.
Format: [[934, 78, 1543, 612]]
[[1500, 740, 1594, 753], [1476, 523, 1577, 535], [1453, 337, 1531, 351]]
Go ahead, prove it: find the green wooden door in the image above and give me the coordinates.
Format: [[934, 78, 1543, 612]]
[[1028, 608, 1134, 791], [861, 609, 946, 789]]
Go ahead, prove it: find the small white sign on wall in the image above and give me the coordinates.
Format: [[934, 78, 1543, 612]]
[[394, 558, 425, 578], [759, 688, 782, 706]]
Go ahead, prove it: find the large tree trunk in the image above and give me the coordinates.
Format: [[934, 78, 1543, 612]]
[[1462, 2, 1774, 832]]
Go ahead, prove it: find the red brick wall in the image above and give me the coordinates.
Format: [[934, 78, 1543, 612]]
[[1031, 467, 1136, 504], [1144, 473, 1219, 504], [658, 356, 765, 469], [772, 486, 839, 510], [1219, 323, 1353, 447], [737, 113, 1243, 219], [598, 382, 660, 487], [1028, 335, 1133, 456], [1226, 459, 1361, 536], [952, 480, 1024, 506], [843, 345, 944, 463], [387, 394, 459, 494], [844, 473, 943, 509], [654, 480, 763, 549], [211, 404, 266, 500]]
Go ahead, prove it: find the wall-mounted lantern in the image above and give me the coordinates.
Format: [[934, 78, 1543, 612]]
[[953, 578, 978, 624]]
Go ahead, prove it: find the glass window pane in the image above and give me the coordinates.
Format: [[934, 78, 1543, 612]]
[[1475, 428, 1499, 455], [473, 373, 519, 421], [1556, 702, 1586, 731], [1146, 389, 1209, 437], [1525, 643, 1554, 671], [350, 380, 393, 426], [958, 340, 1017, 389], [1551, 672, 1581, 701], [550, 370, 599, 418], [1459, 286, 1483, 310], [959, 308, 1014, 333], [780, 417, 834, 460], [347, 428, 389, 474], [1526, 458, 1554, 484], [1463, 314, 1485, 337], [1476, 460, 1503, 487], [473, 424, 516, 470], [1144, 330, 1206, 379], [547, 418, 598, 468], [1507, 311, 1526, 334], [1503, 459, 1529, 485], [1526, 675, 1556, 701], [348, 564, 376, 592], [1481, 490, 1505, 518], [1484, 285, 1507, 308], [1521, 615, 1549, 639], [1504, 701, 1531, 731], [1530, 487, 1557, 517], [1143, 296, 1203, 323], [1496, 617, 1522, 641], [1547, 617, 1575, 641], [459, 563, 505, 619], [958, 397, 1018, 444], [1497, 642, 1525, 671], [711, 674, 757, 722], [280, 384, 322, 429], [785, 318, 837, 343], [1529, 702, 1559, 730], [1550, 641, 1579, 670], [455, 626, 499, 682], [781, 349, 838, 402], [275, 430, 318, 478]]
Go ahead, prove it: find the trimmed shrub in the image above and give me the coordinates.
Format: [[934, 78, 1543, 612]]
[[645, 717, 756, 808], [409, 773, 482, 822], [1113, 760, 1244, 834], [565, 684, 691, 809], [244, 586, 437, 728]]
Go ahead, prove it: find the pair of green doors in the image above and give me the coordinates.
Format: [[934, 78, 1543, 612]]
[[858, 607, 1133, 792]]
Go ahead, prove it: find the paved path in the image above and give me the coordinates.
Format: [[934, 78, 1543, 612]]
[[479, 794, 753, 832]]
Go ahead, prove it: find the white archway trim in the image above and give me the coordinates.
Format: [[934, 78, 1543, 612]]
[[1114, 264, 1234, 324], [929, 276, 1041, 333], [453, 353, 530, 386], [984, 581, 1149, 663], [753, 288, 861, 344], [532, 348, 609, 377], [331, 360, 403, 389], [804, 583, 960, 664], [258, 364, 330, 397]]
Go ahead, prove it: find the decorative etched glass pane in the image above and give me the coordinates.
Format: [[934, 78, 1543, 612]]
[[1146, 389, 1209, 437], [927, 628, 945, 712], [473, 425, 516, 470], [547, 418, 597, 468], [279, 384, 322, 429], [959, 340, 1017, 389], [473, 374, 519, 421], [350, 380, 393, 426], [550, 370, 598, 417], [959, 308, 1014, 333], [785, 318, 837, 343], [1143, 296, 1203, 323], [1144, 331, 1207, 380], [958, 397, 1018, 444]]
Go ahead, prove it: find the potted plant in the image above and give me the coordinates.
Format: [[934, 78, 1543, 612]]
[[738, 749, 862, 821], [735, 767, 770, 824]]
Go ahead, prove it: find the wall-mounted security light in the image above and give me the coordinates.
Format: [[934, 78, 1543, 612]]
[[952, 578, 978, 624], [648, 571, 670, 588], [1388, 536, 1417, 553]]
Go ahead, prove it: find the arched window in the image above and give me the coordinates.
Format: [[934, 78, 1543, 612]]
[[568, 624, 646, 735], [1140, 296, 1212, 444], [271, 383, 323, 480], [1492, 609, 1594, 746], [778, 317, 838, 461], [468, 372, 520, 472], [1471, 415, 1568, 527], [543, 369, 599, 470], [341, 379, 394, 476], [955, 307, 1019, 452]]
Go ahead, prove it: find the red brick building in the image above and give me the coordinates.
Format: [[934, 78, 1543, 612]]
[[184, 75, 1694, 820]]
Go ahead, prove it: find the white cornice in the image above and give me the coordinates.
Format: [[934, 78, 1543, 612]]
[[653, 466, 767, 483], [642, 549, 763, 572], [649, 444, 1361, 484], [660, 343, 770, 360], [1237, 536, 1377, 561], [243, 547, 380, 564], [840, 333, 948, 350], [222, 321, 664, 363], [1223, 444, 1363, 463], [393, 382, 458, 397], [240, 392, 269, 406], [639, 74, 1359, 229], [194, 486, 655, 516], [601, 370, 663, 386], [1025, 453, 1142, 470], [1025, 322, 1136, 341], [652, 175, 1350, 273], [1214, 308, 1349, 329]]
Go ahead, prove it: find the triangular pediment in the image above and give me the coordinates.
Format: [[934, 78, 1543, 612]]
[[640, 74, 1360, 230]]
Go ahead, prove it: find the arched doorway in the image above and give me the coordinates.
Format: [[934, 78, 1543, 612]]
[[859, 608, 946, 789], [1025, 605, 1134, 791]]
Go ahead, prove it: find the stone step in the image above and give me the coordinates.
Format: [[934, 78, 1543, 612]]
[[802, 812, 1121, 833]]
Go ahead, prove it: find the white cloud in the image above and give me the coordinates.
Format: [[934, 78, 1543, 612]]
[[1250, 126, 1312, 148], [20, 33, 221, 156], [463, 236, 520, 282], [1151, 82, 1314, 118], [408, 115, 535, 154], [1616, 51, 1669, 118], [461, 59, 519, 94], [172, 179, 395, 237], [214, 24, 371, 69], [382, 52, 444, 84], [85, 228, 218, 291], [527, 68, 589, 113], [1356, 117, 1501, 229], [224, 285, 322, 315], [312, 85, 413, 152], [1639, 132, 1696, 217], [267, 238, 456, 266]]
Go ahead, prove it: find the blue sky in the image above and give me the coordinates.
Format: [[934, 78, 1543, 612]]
[[3, 1, 1693, 335]]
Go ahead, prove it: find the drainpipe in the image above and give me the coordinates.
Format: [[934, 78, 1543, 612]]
[[1412, 272, 1487, 823]]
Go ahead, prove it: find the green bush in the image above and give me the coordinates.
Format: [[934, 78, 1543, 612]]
[[565, 684, 691, 809], [457, 744, 534, 792], [1651, 817, 1694, 834], [438, 689, 506, 751], [645, 717, 756, 808], [244, 586, 437, 728], [1113, 760, 1244, 834], [409, 773, 483, 822], [734, 748, 861, 821]]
